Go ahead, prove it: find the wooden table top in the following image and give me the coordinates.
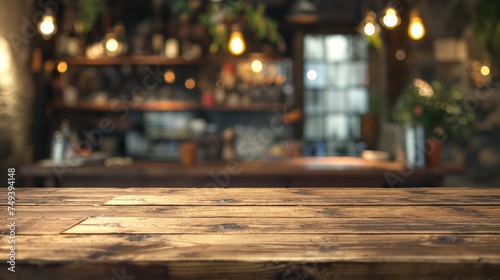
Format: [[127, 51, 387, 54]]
[[1, 187, 499, 279]]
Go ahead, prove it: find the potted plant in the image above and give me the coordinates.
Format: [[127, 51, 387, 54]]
[[392, 79, 476, 166]]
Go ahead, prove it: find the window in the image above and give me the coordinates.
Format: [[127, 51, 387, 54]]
[[303, 34, 369, 156]]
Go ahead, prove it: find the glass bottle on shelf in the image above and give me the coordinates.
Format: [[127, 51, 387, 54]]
[[214, 77, 226, 105], [151, 0, 164, 56], [164, 19, 180, 58]]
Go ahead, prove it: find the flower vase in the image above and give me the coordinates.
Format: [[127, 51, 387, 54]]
[[404, 124, 426, 168]]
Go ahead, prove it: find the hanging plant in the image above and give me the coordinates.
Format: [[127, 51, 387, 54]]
[[76, 0, 105, 34], [172, 0, 285, 54]]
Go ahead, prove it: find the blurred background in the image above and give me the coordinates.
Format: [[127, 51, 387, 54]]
[[1, 0, 499, 187]]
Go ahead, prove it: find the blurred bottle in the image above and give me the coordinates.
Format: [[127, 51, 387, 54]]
[[60, 119, 80, 160], [51, 131, 64, 163], [152, 0, 164, 56]]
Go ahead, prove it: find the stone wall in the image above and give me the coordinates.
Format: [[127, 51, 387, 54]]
[[0, 0, 35, 184]]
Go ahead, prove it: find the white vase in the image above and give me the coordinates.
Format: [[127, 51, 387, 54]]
[[404, 124, 426, 168]]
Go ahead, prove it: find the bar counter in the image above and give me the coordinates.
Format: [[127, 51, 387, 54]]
[[1, 187, 499, 279], [21, 157, 462, 187]]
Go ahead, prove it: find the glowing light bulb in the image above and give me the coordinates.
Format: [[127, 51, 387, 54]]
[[185, 78, 196, 90], [228, 26, 245, 56], [381, 7, 401, 29], [306, 70, 317, 81], [38, 14, 57, 39], [364, 22, 376, 36], [481, 66, 490, 76], [251, 60, 263, 73], [105, 38, 119, 52], [359, 11, 379, 37], [56, 61, 68, 73], [102, 32, 124, 57], [164, 70, 175, 83], [408, 11, 425, 40]]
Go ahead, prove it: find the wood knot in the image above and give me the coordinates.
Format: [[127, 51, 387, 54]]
[[128, 235, 148, 242], [215, 199, 237, 204], [434, 236, 460, 244], [210, 223, 243, 232], [318, 209, 336, 217], [319, 245, 337, 252]]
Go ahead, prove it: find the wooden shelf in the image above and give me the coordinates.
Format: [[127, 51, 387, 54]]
[[203, 54, 287, 64], [53, 101, 201, 111], [203, 103, 289, 111], [63, 56, 202, 66], [53, 101, 290, 112], [61, 54, 287, 66]]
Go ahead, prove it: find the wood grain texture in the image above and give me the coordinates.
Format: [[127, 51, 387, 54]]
[[10, 205, 500, 219], [4, 187, 500, 206], [0, 187, 499, 279], [64, 216, 500, 234], [1, 234, 499, 263]]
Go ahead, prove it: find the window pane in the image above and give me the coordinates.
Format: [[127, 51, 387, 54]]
[[325, 114, 349, 141], [325, 35, 349, 62], [349, 115, 361, 140], [331, 62, 349, 88], [304, 117, 324, 140], [350, 36, 368, 59], [304, 35, 324, 60], [348, 61, 369, 86], [304, 89, 325, 114], [304, 62, 326, 89], [346, 87, 368, 113], [324, 89, 345, 112]]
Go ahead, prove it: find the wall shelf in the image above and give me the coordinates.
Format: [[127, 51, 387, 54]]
[[203, 103, 289, 111], [53, 101, 290, 112], [61, 55, 286, 66], [62, 56, 203, 66], [53, 101, 201, 111]]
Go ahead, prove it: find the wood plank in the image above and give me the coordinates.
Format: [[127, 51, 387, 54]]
[[3, 187, 500, 206], [1, 234, 499, 263], [0, 218, 85, 235], [0, 196, 116, 206], [10, 205, 500, 220], [63, 216, 500, 234], [102, 188, 500, 206]]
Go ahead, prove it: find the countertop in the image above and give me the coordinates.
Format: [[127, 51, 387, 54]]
[[1, 187, 499, 279], [21, 157, 463, 187]]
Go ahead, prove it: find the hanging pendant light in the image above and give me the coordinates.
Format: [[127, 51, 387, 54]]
[[228, 24, 246, 56], [408, 10, 426, 40], [359, 11, 380, 37], [380, 7, 401, 30], [37, 9, 57, 39]]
